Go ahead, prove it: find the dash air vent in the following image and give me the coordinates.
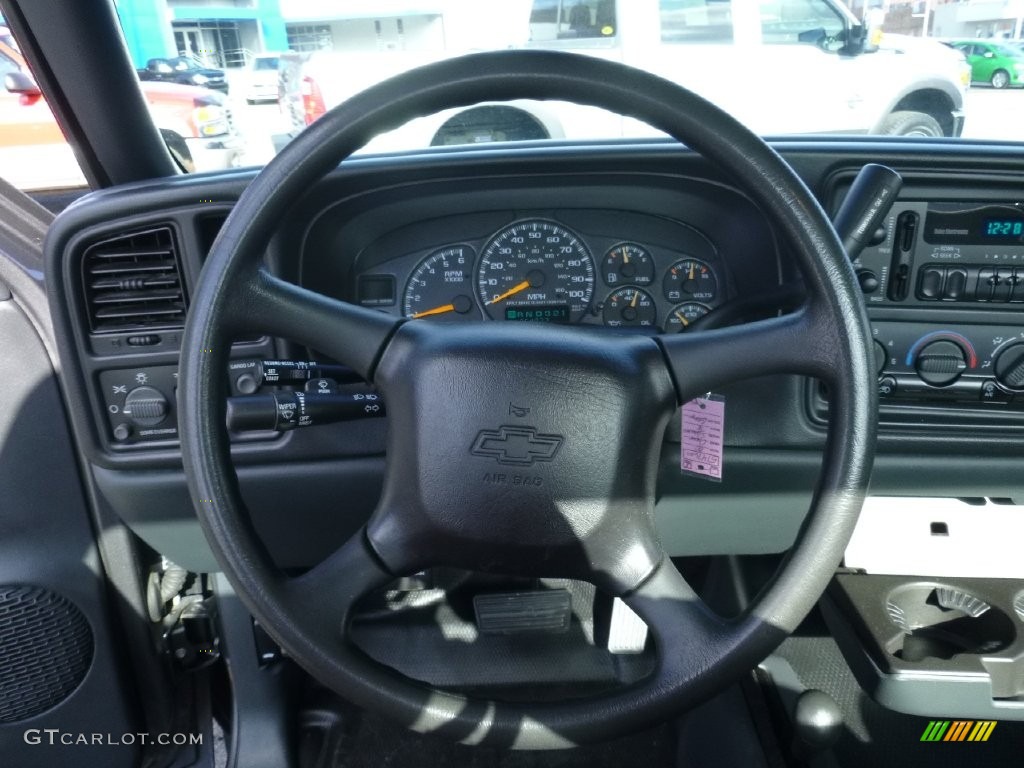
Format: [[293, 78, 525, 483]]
[[82, 226, 187, 333]]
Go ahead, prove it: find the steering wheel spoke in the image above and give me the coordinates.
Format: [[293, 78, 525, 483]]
[[281, 528, 395, 632], [236, 268, 402, 381], [657, 304, 839, 402], [623, 557, 727, 667]]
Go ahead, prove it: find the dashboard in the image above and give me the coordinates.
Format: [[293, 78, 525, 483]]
[[352, 212, 729, 332], [41, 140, 1024, 573]]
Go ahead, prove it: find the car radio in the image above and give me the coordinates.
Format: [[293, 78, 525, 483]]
[[844, 200, 1024, 418], [856, 200, 1024, 308]]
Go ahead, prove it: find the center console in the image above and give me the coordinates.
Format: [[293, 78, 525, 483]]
[[813, 191, 1024, 430], [812, 177, 1024, 722]]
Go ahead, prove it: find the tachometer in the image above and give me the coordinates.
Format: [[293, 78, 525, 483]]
[[477, 220, 594, 321], [403, 245, 478, 321]]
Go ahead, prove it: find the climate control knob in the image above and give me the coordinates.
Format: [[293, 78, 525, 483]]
[[994, 343, 1024, 391], [123, 386, 169, 426], [914, 340, 967, 387]]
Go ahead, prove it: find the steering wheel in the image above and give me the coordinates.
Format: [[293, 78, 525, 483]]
[[180, 50, 875, 749]]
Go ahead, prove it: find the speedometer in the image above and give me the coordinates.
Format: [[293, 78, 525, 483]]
[[477, 220, 595, 322]]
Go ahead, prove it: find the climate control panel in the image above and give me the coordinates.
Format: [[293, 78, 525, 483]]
[[871, 322, 1024, 407]]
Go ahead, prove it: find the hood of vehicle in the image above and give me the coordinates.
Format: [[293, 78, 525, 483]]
[[138, 80, 225, 102]]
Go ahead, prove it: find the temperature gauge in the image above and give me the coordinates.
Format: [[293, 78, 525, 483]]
[[663, 302, 710, 333], [601, 243, 655, 286], [602, 287, 657, 328], [664, 258, 718, 303]]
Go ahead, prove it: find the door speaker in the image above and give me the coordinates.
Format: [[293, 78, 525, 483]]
[[0, 585, 93, 723]]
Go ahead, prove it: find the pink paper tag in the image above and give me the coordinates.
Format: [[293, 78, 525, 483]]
[[681, 395, 725, 482]]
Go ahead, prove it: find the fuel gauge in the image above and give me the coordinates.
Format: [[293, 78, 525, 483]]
[[603, 287, 657, 328], [663, 302, 710, 333], [602, 243, 655, 286]]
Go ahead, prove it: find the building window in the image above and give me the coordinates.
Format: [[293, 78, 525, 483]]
[[286, 24, 333, 52]]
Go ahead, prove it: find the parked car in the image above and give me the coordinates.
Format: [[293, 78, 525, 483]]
[[137, 55, 229, 93], [948, 40, 1024, 88], [244, 52, 281, 104], [0, 37, 240, 188]]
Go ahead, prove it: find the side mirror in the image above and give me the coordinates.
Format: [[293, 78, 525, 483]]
[[984, 51, 995, 59], [842, 24, 875, 55], [4, 71, 41, 97]]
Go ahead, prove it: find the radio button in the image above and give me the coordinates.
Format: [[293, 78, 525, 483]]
[[943, 267, 969, 300], [857, 269, 880, 294], [993, 268, 1015, 302], [918, 266, 944, 300], [976, 268, 997, 300], [1010, 269, 1024, 302]]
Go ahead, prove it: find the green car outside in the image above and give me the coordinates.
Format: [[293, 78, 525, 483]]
[[950, 40, 1024, 88]]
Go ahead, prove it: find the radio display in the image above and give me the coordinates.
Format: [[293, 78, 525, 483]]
[[925, 204, 1024, 245], [984, 219, 1024, 238], [504, 304, 571, 323]]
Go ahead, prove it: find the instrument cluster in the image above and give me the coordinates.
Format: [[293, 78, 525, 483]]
[[357, 215, 727, 333]]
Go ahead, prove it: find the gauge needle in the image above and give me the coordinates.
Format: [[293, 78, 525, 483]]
[[630, 290, 640, 308], [674, 310, 689, 327], [622, 249, 630, 264], [688, 263, 695, 280], [487, 279, 531, 306], [410, 303, 455, 319]]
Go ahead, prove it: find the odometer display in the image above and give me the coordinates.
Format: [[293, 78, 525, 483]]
[[504, 304, 571, 323], [477, 220, 595, 321]]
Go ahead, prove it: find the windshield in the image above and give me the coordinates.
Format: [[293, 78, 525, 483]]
[[4, 1, 1024, 190]]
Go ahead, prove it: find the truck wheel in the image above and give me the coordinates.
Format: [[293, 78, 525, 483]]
[[991, 69, 1011, 89], [876, 110, 944, 138]]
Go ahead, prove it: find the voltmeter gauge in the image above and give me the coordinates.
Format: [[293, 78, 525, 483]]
[[601, 243, 655, 286], [663, 302, 710, 333], [663, 258, 718, 303], [602, 287, 657, 328]]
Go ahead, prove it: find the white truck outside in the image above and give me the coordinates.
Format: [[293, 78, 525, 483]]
[[277, 0, 968, 153]]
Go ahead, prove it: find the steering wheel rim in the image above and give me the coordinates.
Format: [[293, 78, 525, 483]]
[[180, 50, 876, 749]]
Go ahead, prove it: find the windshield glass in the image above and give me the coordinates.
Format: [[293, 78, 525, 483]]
[[5, 1, 1024, 190]]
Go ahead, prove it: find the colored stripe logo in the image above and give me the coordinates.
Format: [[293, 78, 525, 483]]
[[920, 720, 997, 742]]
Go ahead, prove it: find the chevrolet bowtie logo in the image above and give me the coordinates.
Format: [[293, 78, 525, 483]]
[[471, 426, 563, 466]]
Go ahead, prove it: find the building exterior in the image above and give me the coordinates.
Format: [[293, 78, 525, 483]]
[[115, 0, 453, 69], [930, 0, 1024, 39], [845, 0, 1024, 40]]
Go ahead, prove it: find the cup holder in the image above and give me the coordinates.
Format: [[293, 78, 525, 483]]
[[884, 583, 1015, 662]]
